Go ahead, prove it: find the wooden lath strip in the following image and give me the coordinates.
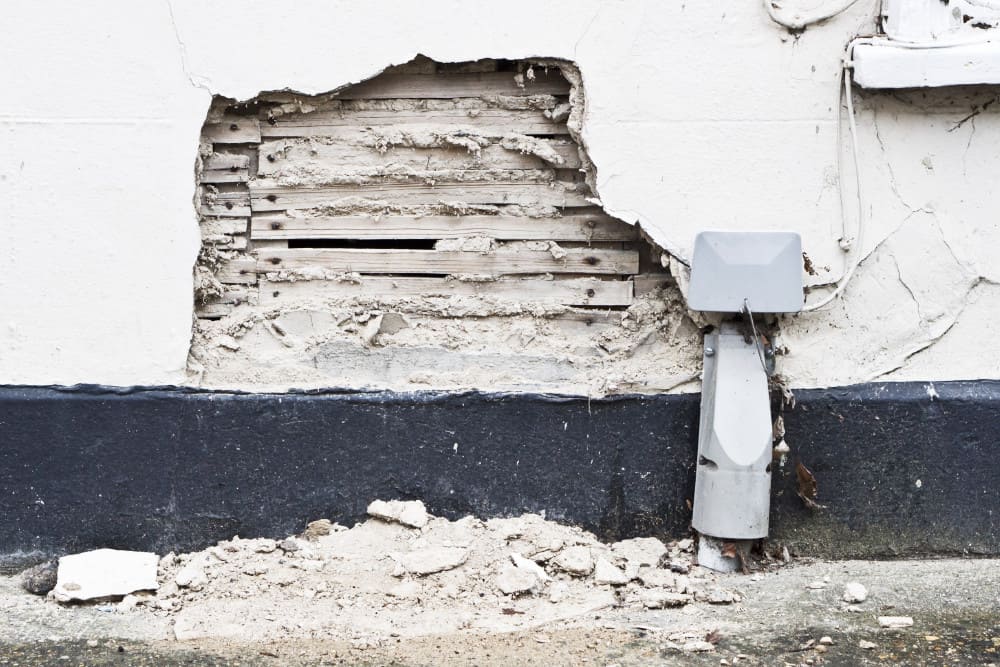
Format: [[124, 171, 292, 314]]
[[256, 248, 639, 276], [260, 276, 633, 307], [200, 204, 251, 218], [202, 118, 262, 144], [200, 190, 251, 217], [217, 258, 258, 284], [201, 168, 249, 184], [249, 182, 591, 210], [251, 214, 637, 242], [257, 142, 581, 173], [196, 287, 252, 319], [330, 71, 569, 99], [260, 109, 569, 137]]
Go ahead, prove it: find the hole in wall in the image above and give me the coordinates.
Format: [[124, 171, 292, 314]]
[[188, 56, 701, 394]]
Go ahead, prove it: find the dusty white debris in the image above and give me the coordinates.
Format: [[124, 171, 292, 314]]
[[51, 549, 158, 602], [496, 562, 539, 595], [126, 505, 740, 642], [367, 499, 430, 528], [682, 640, 716, 652], [859, 639, 878, 649], [878, 616, 914, 628], [510, 553, 550, 583], [552, 546, 594, 576], [174, 563, 208, 591], [593, 558, 629, 586], [641, 590, 692, 609], [391, 546, 469, 575], [699, 588, 739, 604], [843, 581, 868, 603], [612, 537, 667, 570]]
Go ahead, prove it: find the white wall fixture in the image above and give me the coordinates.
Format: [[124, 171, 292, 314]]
[[688, 231, 803, 572], [854, 0, 1000, 88]]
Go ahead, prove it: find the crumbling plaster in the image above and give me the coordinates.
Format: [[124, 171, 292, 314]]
[[1, 0, 996, 388]]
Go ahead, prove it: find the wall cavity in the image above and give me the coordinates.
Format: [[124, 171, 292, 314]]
[[188, 57, 701, 395]]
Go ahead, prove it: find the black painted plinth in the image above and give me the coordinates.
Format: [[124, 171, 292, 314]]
[[1, 381, 996, 569]]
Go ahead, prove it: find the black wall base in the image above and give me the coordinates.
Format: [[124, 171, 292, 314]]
[[1, 381, 996, 570]]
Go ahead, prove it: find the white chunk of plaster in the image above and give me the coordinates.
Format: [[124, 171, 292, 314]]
[[51, 548, 159, 602]]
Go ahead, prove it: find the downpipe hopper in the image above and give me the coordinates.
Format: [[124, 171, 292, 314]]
[[685, 231, 803, 572]]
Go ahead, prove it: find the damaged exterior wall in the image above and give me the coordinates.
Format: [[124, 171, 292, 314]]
[[2, 0, 998, 390], [190, 59, 697, 394]]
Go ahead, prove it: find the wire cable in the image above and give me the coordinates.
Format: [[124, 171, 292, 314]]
[[801, 44, 866, 311]]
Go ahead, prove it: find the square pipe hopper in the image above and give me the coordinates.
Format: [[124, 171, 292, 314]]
[[687, 231, 803, 571]]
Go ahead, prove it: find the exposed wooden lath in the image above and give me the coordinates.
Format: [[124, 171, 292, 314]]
[[195, 59, 664, 320]]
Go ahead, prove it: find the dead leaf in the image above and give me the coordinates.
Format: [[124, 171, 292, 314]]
[[721, 542, 738, 559], [796, 461, 825, 510], [705, 629, 722, 644], [501, 607, 524, 615]]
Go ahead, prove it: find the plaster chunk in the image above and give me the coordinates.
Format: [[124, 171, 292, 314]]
[[51, 549, 158, 602], [496, 562, 539, 595], [390, 546, 468, 575], [593, 558, 629, 586], [367, 499, 430, 528], [551, 546, 594, 576], [641, 590, 691, 609]]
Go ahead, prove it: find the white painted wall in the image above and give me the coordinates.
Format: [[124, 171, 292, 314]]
[[2, 0, 996, 388]]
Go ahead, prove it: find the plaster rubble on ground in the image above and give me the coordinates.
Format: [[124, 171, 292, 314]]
[[61, 503, 744, 642]]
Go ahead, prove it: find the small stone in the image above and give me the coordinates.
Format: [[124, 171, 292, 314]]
[[86, 639, 99, 648], [391, 547, 468, 575], [52, 549, 159, 602], [496, 563, 538, 595], [859, 639, 877, 650], [676, 539, 694, 552], [819, 636, 833, 645], [702, 588, 737, 604], [157, 581, 179, 598], [367, 499, 430, 529], [301, 519, 332, 540], [878, 616, 913, 629], [806, 581, 826, 590], [682, 640, 716, 652], [278, 538, 300, 553], [551, 546, 594, 576], [641, 590, 691, 609], [637, 567, 675, 589], [667, 560, 691, 574], [175, 565, 208, 591], [843, 582, 867, 603], [20, 560, 58, 595], [593, 558, 629, 586], [815, 645, 828, 653], [254, 539, 277, 553], [611, 537, 667, 570]]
